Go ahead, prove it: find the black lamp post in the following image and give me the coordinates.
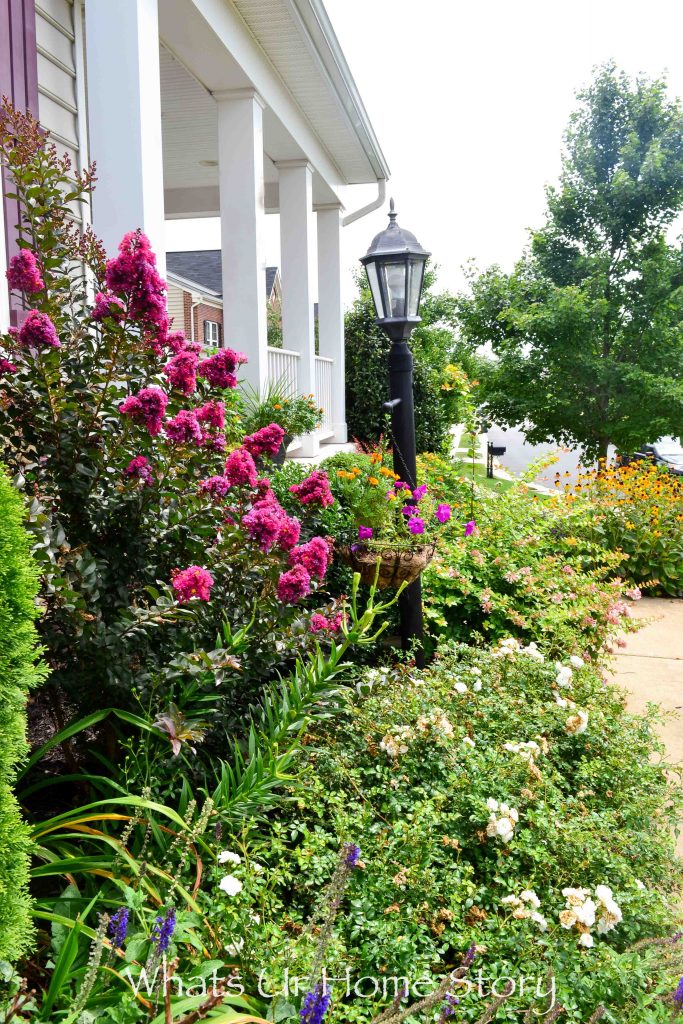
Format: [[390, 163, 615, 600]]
[[360, 199, 430, 666]]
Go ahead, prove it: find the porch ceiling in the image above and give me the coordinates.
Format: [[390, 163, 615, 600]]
[[159, 0, 388, 220]]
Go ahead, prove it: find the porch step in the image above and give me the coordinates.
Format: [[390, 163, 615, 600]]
[[286, 440, 357, 466]]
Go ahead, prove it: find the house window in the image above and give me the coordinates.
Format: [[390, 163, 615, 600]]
[[203, 320, 221, 348]]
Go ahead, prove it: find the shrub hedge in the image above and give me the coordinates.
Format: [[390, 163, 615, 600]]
[[0, 466, 46, 961]]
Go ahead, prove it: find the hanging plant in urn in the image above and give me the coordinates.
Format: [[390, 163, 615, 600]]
[[330, 448, 455, 588]]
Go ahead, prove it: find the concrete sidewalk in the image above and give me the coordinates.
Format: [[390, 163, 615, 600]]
[[611, 597, 683, 852]]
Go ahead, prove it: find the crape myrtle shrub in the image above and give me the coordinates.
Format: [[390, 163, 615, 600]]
[[0, 102, 342, 727], [250, 644, 683, 1023], [344, 269, 465, 454], [0, 466, 46, 962]]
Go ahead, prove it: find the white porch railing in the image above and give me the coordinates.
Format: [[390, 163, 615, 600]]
[[315, 355, 333, 433], [267, 346, 299, 398]]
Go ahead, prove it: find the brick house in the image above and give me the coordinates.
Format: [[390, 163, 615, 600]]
[[166, 250, 281, 350]]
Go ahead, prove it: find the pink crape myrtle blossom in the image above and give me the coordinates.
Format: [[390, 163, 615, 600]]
[[0, 357, 16, 375], [119, 385, 168, 436], [196, 401, 226, 430], [198, 348, 247, 389], [7, 249, 44, 293], [289, 536, 330, 581], [242, 500, 287, 553], [289, 469, 334, 508], [276, 564, 311, 604], [172, 565, 214, 603], [243, 423, 286, 458], [625, 586, 642, 601], [92, 291, 125, 321], [164, 409, 202, 445], [104, 230, 168, 338], [224, 447, 258, 488], [18, 310, 60, 349], [164, 350, 198, 395], [123, 455, 153, 486], [277, 515, 301, 550], [310, 610, 345, 634], [199, 475, 231, 499]]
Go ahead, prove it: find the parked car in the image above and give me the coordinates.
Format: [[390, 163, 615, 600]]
[[629, 437, 683, 476]]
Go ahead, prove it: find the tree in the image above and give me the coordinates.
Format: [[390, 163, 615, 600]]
[[345, 267, 481, 453], [458, 64, 683, 459]]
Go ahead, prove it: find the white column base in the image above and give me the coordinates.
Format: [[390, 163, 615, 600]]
[[330, 422, 348, 444], [296, 431, 320, 458]]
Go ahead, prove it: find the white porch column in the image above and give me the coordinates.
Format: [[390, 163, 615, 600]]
[[278, 159, 317, 455], [85, 0, 166, 275], [215, 89, 268, 391], [317, 204, 347, 442]]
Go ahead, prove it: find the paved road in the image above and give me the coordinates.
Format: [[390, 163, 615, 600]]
[[486, 423, 592, 488]]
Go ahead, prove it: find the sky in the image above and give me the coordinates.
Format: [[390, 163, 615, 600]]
[[166, 0, 683, 309]]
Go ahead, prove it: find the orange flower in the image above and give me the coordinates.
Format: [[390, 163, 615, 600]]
[[368, 476, 379, 486]]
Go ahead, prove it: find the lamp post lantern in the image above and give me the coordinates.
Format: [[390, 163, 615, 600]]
[[360, 199, 430, 666]]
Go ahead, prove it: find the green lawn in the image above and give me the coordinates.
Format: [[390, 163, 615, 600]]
[[452, 459, 517, 493]]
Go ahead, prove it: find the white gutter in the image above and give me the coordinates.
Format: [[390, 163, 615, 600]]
[[342, 178, 387, 227]]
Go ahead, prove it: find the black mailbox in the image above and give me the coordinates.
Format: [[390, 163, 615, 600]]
[[490, 445, 507, 457]]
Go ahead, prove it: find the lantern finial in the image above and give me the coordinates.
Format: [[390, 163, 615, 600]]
[[389, 197, 397, 221]]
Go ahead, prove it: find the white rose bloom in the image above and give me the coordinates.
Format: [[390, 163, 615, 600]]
[[468, 666, 482, 676], [453, 681, 468, 694], [594, 884, 613, 903], [555, 666, 573, 687], [569, 655, 585, 669], [565, 709, 589, 735], [472, 680, 482, 692], [520, 890, 540, 908], [486, 819, 499, 838], [574, 898, 596, 927], [251, 862, 264, 874], [225, 937, 244, 955], [531, 911, 548, 931], [635, 879, 646, 891], [578, 932, 594, 948], [554, 693, 569, 709], [218, 850, 242, 865], [496, 816, 516, 842], [559, 909, 577, 929], [249, 912, 261, 924], [219, 874, 243, 896], [486, 797, 499, 812], [462, 736, 476, 748], [501, 895, 519, 905]]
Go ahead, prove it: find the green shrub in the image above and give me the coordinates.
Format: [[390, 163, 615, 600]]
[[422, 480, 639, 659], [0, 466, 46, 960], [251, 643, 683, 1022], [344, 270, 464, 454]]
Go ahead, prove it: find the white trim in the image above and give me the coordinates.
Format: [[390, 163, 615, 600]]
[[166, 269, 221, 301]]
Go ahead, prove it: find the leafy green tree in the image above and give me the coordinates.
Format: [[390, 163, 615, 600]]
[[458, 64, 683, 458], [345, 267, 478, 453]]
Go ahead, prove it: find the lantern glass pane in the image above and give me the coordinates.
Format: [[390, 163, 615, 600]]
[[365, 261, 384, 319], [407, 258, 425, 318], [382, 261, 407, 319]]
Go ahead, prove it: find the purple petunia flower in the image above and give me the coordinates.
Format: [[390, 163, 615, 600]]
[[358, 525, 373, 540], [151, 906, 176, 953], [108, 907, 129, 949], [436, 503, 451, 523], [412, 485, 427, 501], [408, 517, 425, 535], [300, 984, 332, 1024], [465, 520, 476, 537]]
